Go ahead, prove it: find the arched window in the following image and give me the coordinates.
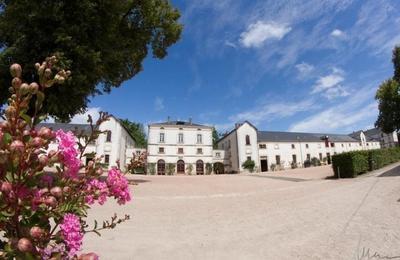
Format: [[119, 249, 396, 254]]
[[245, 135, 250, 145], [177, 160, 185, 174], [196, 160, 204, 175], [157, 160, 165, 175]]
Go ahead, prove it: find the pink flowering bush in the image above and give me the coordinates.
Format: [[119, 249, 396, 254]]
[[0, 58, 133, 259]]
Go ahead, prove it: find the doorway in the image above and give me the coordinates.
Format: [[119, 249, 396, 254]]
[[157, 160, 165, 175], [196, 160, 204, 175], [177, 160, 185, 174], [260, 159, 268, 172]]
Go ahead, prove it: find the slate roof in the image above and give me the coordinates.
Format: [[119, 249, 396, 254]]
[[257, 131, 358, 143], [349, 128, 381, 141], [37, 123, 92, 134], [150, 121, 212, 128]]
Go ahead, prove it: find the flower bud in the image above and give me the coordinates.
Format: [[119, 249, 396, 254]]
[[44, 68, 52, 78], [10, 140, 25, 153], [38, 127, 52, 139], [39, 155, 49, 166], [5, 106, 16, 118], [87, 160, 94, 168], [29, 82, 39, 94], [1, 182, 12, 194], [11, 77, 22, 89], [0, 121, 10, 131], [30, 137, 43, 147], [50, 187, 62, 198], [30, 226, 45, 239], [10, 64, 22, 78], [45, 196, 57, 208], [95, 168, 103, 176], [40, 188, 49, 194], [20, 83, 30, 95], [22, 130, 30, 136], [17, 238, 33, 253], [63, 186, 71, 194], [35, 63, 40, 70]]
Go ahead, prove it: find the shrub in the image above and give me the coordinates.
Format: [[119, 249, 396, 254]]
[[0, 59, 131, 259], [213, 163, 224, 174], [291, 161, 298, 169], [332, 150, 372, 178], [311, 157, 321, 167], [205, 163, 212, 175], [147, 163, 156, 175], [166, 163, 175, 175], [303, 159, 311, 168], [186, 164, 193, 175], [242, 159, 255, 172], [270, 163, 276, 171]]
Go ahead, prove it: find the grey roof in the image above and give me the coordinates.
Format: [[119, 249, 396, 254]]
[[257, 131, 358, 143], [37, 123, 92, 134], [349, 128, 381, 141], [150, 120, 212, 128]]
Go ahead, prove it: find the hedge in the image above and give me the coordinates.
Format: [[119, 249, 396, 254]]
[[332, 147, 400, 178]]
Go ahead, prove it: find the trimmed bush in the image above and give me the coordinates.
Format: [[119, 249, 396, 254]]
[[242, 159, 255, 173], [332, 147, 400, 178]]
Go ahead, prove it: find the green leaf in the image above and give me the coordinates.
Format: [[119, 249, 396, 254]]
[[2, 133, 12, 145], [20, 113, 32, 126]]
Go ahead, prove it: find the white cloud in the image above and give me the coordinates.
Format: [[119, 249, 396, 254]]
[[289, 86, 378, 133], [295, 62, 315, 78], [229, 98, 315, 125], [331, 29, 344, 37], [70, 107, 101, 124], [224, 40, 237, 48], [154, 97, 164, 111], [240, 21, 291, 48], [310, 68, 350, 100]]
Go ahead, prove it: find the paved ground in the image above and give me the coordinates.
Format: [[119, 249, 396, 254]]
[[83, 164, 400, 260]]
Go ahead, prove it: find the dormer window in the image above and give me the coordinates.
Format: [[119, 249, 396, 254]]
[[106, 131, 112, 142]]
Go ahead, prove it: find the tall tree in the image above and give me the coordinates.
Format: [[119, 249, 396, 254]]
[[375, 46, 400, 133], [0, 0, 182, 121], [212, 127, 220, 149], [120, 119, 147, 148]]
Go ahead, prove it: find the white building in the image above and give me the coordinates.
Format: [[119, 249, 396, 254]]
[[217, 121, 382, 173], [350, 128, 399, 148], [41, 116, 143, 171], [147, 120, 224, 175]]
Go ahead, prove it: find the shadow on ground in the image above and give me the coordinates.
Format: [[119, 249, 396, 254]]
[[249, 175, 307, 182], [379, 165, 400, 177]]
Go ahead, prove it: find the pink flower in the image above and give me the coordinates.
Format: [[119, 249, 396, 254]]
[[106, 168, 131, 205], [56, 130, 80, 178], [85, 179, 109, 205], [60, 213, 83, 257]]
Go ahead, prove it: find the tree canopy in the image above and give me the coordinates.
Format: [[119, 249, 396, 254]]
[[375, 46, 400, 133], [120, 119, 147, 148], [0, 0, 182, 121], [212, 127, 220, 149]]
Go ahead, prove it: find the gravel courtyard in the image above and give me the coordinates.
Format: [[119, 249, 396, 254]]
[[83, 164, 400, 260]]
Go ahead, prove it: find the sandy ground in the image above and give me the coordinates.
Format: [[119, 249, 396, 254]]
[[83, 165, 400, 260]]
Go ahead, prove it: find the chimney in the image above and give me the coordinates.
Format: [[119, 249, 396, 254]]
[[235, 123, 242, 129]]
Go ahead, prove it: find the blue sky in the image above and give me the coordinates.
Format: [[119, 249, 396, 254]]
[[78, 0, 400, 134]]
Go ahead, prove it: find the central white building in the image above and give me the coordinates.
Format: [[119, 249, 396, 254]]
[[147, 120, 224, 175]]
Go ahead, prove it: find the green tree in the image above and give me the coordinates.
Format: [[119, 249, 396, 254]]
[[375, 46, 400, 133], [0, 0, 182, 121], [212, 127, 220, 149], [120, 119, 147, 148]]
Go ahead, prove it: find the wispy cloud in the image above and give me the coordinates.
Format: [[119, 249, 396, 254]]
[[311, 68, 346, 96], [289, 86, 377, 133], [331, 29, 344, 37], [154, 97, 164, 111], [239, 21, 291, 48], [295, 62, 315, 79]]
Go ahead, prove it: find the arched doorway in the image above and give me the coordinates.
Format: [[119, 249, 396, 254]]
[[196, 160, 204, 175], [177, 160, 185, 174], [213, 162, 224, 174], [157, 160, 165, 175]]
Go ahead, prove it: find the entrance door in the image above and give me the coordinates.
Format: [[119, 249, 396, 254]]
[[260, 159, 268, 172], [196, 160, 204, 175], [327, 153, 331, 164], [177, 160, 185, 174], [157, 160, 165, 175]]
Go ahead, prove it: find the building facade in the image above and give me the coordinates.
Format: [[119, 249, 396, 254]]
[[350, 128, 399, 149], [217, 121, 382, 173], [42, 116, 142, 171], [147, 120, 224, 175]]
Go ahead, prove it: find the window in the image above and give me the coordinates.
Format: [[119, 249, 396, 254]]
[[247, 156, 251, 161], [259, 144, 266, 149], [178, 148, 184, 154], [307, 154, 311, 160], [106, 131, 112, 142], [318, 143, 321, 149], [136, 150, 141, 156], [104, 154, 110, 164], [274, 144, 279, 149], [245, 135, 251, 145], [197, 134, 202, 144], [215, 152, 221, 158], [306, 144, 309, 149], [325, 139, 329, 148], [197, 148, 203, 154], [349, 143, 352, 147], [178, 133, 184, 143], [366, 143, 369, 146], [228, 140, 231, 148], [291, 144, 295, 149], [319, 153, 322, 160], [292, 154, 297, 164], [159, 133, 165, 143], [330, 142, 335, 147], [276, 155, 281, 165], [158, 147, 165, 154], [341, 143, 344, 147]]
